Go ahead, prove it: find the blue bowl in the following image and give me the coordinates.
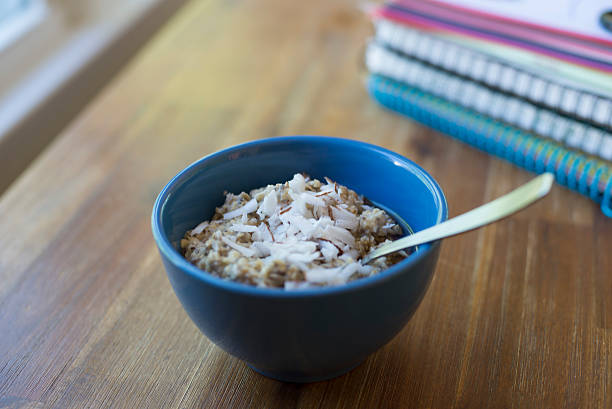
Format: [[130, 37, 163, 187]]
[[152, 136, 447, 382]]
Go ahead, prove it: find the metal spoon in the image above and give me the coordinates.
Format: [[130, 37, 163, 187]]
[[362, 173, 554, 264]]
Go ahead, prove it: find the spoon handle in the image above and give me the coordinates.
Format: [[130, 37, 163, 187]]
[[363, 173, 554, 264]]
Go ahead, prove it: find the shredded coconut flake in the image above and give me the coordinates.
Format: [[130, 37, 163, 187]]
[[288, 173, 306, 193], [284, 281, 312, 290], [331, 206, 359, 230], [229, 224, 258, 232], [221, 236, 256, 257], [223, 198, 258, 220], [182, 174, 407, 288], [318, 225, 355, 247], [259, 189, 278, 217], [300, 192, 327, 207], [319, 239, 340, 261], [191, 221, 209, 235], [305, 267, 343, 283]]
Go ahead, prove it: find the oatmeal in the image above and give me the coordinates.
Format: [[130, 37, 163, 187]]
[[181, 174, 408, 289]]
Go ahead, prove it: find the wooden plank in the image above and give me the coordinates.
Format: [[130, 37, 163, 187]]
[[0, 0, 609, 407]]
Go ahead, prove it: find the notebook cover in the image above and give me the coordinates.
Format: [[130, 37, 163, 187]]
[[375, 0, 612, 72]]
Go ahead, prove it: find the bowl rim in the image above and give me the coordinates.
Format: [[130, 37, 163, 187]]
[[151, 136, 448, 298]]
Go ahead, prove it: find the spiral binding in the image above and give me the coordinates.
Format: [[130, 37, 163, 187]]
[[368, 74, 612, 216], [365, 41, 612, 163]]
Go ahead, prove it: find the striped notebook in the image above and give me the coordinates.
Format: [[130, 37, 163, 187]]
[[376, 0, 612, 73]]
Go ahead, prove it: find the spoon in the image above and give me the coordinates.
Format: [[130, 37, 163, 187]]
[[362, 172, 554, 264]]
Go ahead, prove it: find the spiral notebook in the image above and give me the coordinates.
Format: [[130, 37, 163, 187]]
[[368, 75, 612, 217]]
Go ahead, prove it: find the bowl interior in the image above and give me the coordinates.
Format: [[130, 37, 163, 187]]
[[157, 136, 447, 274]]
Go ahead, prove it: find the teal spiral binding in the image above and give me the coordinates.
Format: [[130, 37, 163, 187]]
[[368, 74, 612, 217]]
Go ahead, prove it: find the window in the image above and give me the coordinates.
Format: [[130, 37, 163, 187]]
[[0, 0, 186, 194], [0, 0, 46, 52]]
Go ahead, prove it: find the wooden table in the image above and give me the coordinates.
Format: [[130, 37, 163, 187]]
[[1, 0, 610, 407]]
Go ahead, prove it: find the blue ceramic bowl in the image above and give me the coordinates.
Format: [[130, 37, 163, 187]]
[[152, 136, 447, 382]]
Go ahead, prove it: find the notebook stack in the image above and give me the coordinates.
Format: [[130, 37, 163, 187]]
[[365, 0, 612, 216]]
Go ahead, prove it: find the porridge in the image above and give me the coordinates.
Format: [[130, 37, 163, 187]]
[[181, 174, 408, 289]]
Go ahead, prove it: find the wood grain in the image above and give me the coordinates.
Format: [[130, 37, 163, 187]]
[[1, 0, 610, 407]]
